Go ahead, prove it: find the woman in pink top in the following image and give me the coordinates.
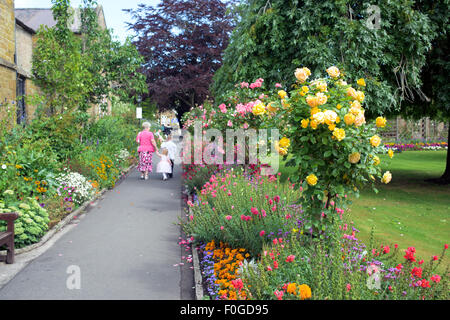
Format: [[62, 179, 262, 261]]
[[136, 122, 157, 180]]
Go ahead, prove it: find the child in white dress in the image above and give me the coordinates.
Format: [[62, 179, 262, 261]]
[[156, 148, 172, 180]]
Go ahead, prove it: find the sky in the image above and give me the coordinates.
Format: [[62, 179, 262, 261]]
[[14, 0, 160, 43]]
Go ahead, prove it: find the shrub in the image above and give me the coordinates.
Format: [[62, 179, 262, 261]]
[[0, 194, 49, 248], [182, 168, 303, 255]]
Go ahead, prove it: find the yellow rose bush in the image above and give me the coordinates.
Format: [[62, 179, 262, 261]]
[[260, 67, 392, 230]]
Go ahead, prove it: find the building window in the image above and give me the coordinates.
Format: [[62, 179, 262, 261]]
[[16, 76, 26, 125]]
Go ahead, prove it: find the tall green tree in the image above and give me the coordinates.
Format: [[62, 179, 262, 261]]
[[213, 0, 449, 181], [32, 0, 146, 117]]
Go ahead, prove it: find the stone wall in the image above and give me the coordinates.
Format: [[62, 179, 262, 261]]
[[0, 0, 17, 107]]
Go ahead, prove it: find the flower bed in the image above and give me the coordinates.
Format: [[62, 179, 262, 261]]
[[1, 112, 138, 249], [182, 66, 449, 300], [385, 142, 448, 152]]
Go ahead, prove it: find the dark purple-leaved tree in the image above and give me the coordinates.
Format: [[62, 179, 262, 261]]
[[125, 0, 237, 119]]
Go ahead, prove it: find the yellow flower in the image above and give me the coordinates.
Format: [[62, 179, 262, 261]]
[[312, 79, 328, 92], [279, 137, 291, 149], [328, 124, 336, 131], [252, 102, 266, 116], [310, 107, 321, 115], [372, 155, 381, 166], [381, 171, 392, 184], [357, 78, 366, 86], [286, 283, 297, 295], [278, 90, 288, 99], [281, 99, 291, 109], [312, 111, 325, 124], [326, 66, 340, 78], [324, 110, 338, 125], [294, 67, 311, 83], [388, 149, 394, 158], [348, 152, 361, 164], [306, 174, 318, 186], [354, 113, 366, 127], [356, 90, 365, 102], [346, 87, 357, 99], [266, 102, 278, 113], [306, 95, 319, 108], [301, 86, 309, 93], [370, 135, 381, 147], [310, 119, 318, 130], [332, 128, 346, 141], [298, 284, 312, 300], [336, 104, 342, 110], [301, 119, 309, 129], [316, 92, 328, 105], [275, 142, 288, 156], [376, 116, 387, 128]]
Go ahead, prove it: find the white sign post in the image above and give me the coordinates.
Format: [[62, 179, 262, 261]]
[[136, 107, 142, 119]]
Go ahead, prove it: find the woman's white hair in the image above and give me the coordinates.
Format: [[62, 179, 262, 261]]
[[142, 121, 151, 129]]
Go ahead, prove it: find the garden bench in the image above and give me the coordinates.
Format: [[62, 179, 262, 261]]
[[0, 212, 19, 264]]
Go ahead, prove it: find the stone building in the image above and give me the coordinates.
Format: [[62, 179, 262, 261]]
[[0, 0, 108, 125], [0, 0, 16, 114]]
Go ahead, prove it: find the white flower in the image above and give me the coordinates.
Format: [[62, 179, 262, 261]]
[[1, 164, 6, 170]]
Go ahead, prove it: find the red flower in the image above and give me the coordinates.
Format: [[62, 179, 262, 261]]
[[420, 279, 431, 288], [285, 255, 295, 263], [411, 267, 422, 278], [445, 244, 448, 250], [431, 274, 441, 283], [231, 278, 244, 291], [432, 255, 438, 261], [404, 247, 416, 262], [383, 245, 390, 254]]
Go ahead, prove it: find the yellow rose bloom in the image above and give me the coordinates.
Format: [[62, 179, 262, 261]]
[[306, 95, 319, 108], [324, 110, 338, 125], [370, 135, 381, 147], [295, 67, 311, 83], [344, 113, 355, 126], [376, 116, 387, 128], [310, 107, 321, 115], [312, 111, 325, 124], [348, 152, 361, 164], [346, 87, 357, 99], [301, 119, 309, 129], [354, 113, 366, 127], [357, 78, 366, 86], [332, 128, 346, 141], [298, 284, 312, 300], [356, 90, 365, 102], [279, 137, 291, 149], [278, 90, 287, 99], [336, 104, 342, 110], [301, 86, 309, 93], [310, 119, 318, 130], [312, 80, 328, 92], [388, 149, 394, 158], [328, 124, 336, 131], [252, 101, 266, 116], [306, 174, 318, 186], [316, 92, 328, 105], [326, 66, 340, 78], [373, 155, 381, 166], [281, 99, 291, 109], [381, 171, 392, 184]]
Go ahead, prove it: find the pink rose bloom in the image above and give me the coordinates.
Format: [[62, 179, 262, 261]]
[[225, 215, 232, 220], [259, 230, 265, 237], [286, 255, 295, 263], [275, 83, 282, 88], [243, 123, 249, 129], [219, 103, 227, 113], [227, 120, 233, 127]]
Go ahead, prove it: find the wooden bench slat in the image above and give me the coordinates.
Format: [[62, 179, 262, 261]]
[[0, 231, 13, 242]]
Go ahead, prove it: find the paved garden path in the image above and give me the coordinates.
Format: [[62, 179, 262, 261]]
[[0, 149, 193, 300]]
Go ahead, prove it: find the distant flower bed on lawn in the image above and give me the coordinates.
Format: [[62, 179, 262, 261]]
[[385, 142, 448, 152]]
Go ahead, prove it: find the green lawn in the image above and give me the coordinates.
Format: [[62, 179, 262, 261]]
[[274, 150, 450, 270], [348, 150, 450, 270]]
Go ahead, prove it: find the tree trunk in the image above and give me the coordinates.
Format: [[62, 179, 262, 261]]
[[440, 121, 450, 183]]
